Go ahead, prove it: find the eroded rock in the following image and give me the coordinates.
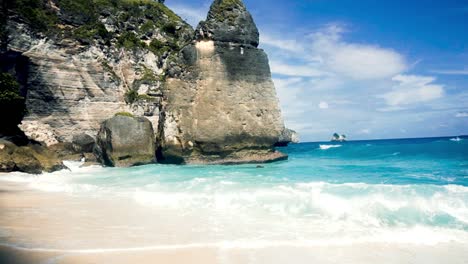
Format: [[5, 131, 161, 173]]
[[158, 0, 287, 164], [95, 115, 156, 167], [276, 128, 300, 146], [0, 139, 66, 174]]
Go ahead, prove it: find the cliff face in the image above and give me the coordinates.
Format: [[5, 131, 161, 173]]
[[1, 0, 287, 167], [2, 0, 193, 146], [159, 0, 286, 164]]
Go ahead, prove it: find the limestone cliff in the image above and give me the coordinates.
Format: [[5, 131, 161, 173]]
[[158, 0, 286, 164], [1, 0, 288, 167], [1, 0, 193, 146]]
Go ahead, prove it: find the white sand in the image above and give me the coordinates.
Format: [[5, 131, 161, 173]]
[[1, 181, 467, 264]]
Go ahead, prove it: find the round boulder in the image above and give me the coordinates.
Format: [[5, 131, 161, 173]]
[[95, 115, 156, 167]]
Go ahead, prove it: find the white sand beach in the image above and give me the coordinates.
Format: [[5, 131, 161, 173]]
[[1, 181, 468, 264]]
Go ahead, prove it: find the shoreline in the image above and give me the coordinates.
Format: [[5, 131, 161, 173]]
[[1, 181, 468, 263], [1, 242, 468, 264]]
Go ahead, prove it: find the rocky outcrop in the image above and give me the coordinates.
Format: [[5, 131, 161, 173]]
[[276, 128, 300, 146], [0, 139, 66, 174], [2, 0, 193, 146], [158, 0, 286, 164], [1, 0, 289, 168], [72, 134, 96, 153], [95, 115, 156, 167], [195, 0, 259, 47]]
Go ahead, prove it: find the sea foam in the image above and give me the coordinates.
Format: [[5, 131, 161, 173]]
[[319, 144, 342, 150], [1, 137, 467, 249]]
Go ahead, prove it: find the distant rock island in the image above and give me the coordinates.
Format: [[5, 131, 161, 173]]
[[331, 133, 347, 142], [0, 0, 296, 173]]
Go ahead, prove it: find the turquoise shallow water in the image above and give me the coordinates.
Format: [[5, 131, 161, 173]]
[[1, 136, 468, 248]]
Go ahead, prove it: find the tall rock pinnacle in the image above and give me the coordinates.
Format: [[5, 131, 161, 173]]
[[158, 0, 287, 164], [195, 0, 260, 47]]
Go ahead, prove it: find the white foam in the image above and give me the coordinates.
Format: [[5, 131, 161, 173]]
[[319, 144, 342, 150], [2, 167, 468, 249]]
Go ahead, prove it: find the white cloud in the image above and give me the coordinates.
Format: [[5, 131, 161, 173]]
[[456, 112, 468, 117], [327, 45, 406, 80], [263, 25, 406, 80], [166, 4, 207, 27], [358, 129, 371, 134], [258, 24, 465, 141], [380, 74, 444, 106], [273, 77, 308, 119], [260, 34, 304, 53], [269, 60, 327, 77], [308, 26, 407, 80], [431, 69, 468, 75], [318, 101, 329, 109]]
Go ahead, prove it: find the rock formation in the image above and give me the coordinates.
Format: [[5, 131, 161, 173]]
[[158, 0, 286, 164], [0, 0, 290, 169], [276, 128, 300, 146], [1, 0, 193, 146], [0, 139, 65, 174], [95, 115, 156, 167]]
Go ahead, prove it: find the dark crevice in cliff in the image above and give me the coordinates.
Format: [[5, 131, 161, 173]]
[[0, 51, 29, 144]]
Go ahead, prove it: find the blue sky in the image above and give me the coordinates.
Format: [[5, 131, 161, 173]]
[[166, 0, 468, 142]]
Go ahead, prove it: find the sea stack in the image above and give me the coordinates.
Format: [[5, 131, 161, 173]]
[[158, 0, 287, 164]]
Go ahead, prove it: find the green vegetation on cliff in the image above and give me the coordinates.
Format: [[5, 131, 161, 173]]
[[11, 0, 58, 32], [0, 73, 25, 133], [114, 111, 134, 117], [210, 0, 243, 23], [117, 32, 147, 50], [6, 0, 188, 52]]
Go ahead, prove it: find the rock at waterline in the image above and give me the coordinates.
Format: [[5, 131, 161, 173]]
[[95, 115, 156, 167], [72, 134, 96, 153], [160, 0, 287, 164], [0, 139, 66, 174]]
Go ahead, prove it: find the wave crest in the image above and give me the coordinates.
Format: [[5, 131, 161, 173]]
[[319, 144, 342, 150]]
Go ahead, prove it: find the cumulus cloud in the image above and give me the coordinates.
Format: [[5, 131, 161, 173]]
[[260, 35, 304, 53], [263, 25, 406, 80], [318, 101, 329, 109], [380, 75, 444, 106], [309, 25, 407, 80], [269, 61, 327, 77], [166, 4, 207, 27]]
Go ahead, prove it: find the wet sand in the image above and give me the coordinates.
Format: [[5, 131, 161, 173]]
[[1, 181, 468, 264]]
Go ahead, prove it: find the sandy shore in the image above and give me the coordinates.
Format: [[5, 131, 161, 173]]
[[1, 181, 468, 264]]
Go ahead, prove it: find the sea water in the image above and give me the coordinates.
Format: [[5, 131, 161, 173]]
[[1, 136, 468, 250]]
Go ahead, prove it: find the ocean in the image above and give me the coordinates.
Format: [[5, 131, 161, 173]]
[[1, 136, 468, 252]]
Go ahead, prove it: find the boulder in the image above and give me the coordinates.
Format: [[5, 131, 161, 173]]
[[0, 139, 66, 174], [95, 115, 156, 167], [72, 134, 95, 153]]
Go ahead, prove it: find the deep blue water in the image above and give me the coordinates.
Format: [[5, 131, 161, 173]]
[[279, 136, 468, 186]]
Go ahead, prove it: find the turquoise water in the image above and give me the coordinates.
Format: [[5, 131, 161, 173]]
[[2, 136, 468, 248]]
